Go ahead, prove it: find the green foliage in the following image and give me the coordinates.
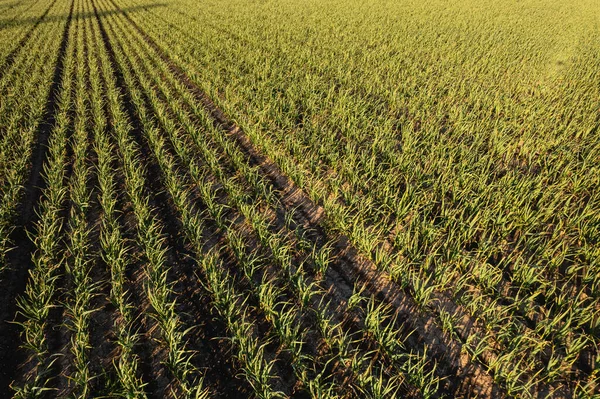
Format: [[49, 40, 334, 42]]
[[3, 0, 599, 397]]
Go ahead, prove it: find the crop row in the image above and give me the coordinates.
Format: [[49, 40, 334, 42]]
[[1, 0, 598, 397], [93, 0, 445, 395], [108, 0, 599, 395]]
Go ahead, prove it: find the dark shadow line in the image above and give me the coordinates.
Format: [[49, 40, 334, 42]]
[[0, 0, 37, 27], [0, 3, 165, 29], [17, 0, 74, 226], [0, 0, 57, 81]]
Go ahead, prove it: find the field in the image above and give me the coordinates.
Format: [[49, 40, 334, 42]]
[[0, 0, 599, 397]]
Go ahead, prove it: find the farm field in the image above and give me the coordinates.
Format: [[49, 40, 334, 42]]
[[0, 0, 599, 397]]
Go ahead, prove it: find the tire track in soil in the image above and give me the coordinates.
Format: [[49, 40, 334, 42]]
[[0, 0, 58, 81], [0, 0, 74, 395], [104, 1, 511, 397]]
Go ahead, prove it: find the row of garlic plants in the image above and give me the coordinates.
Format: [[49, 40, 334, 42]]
[[98, 1, 443, 396], [111, 0, 600, 395]]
